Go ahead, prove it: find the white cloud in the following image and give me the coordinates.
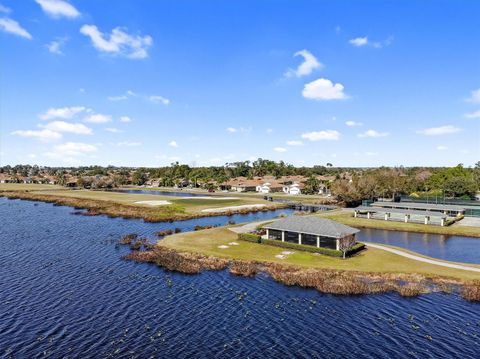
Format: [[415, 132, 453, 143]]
[[345, 120, 363, 127], [302, 78, 348, 100], [0, 17, 32, 39], [108, 90, 137, 101], [349, 37, 368, 47], [119, 116, 132, 123], [465, 110, 480, 119], [274, 147, 287, 153], [35, 0, 80, 19], [84, 113, 111, 123], [41, 121, 92, 135], [266, 128, 273, 134], [436, 145, 448, 151], [46, 38, 67, 55], [365, 151, 378, 156], [416, 125, 461, 136], [284, 49, 323, 78], [149, 95, 170, 105], [11, 129, 62, 142], [226, 127, 237, 133], [46, 142, 97, 158], [107, 95, 127, 101], [116, 141, 141, 147], [168, 140, 178, 148], [465, 111, 480, 118], [105, 127, 124, 133], [80, 24, 152, 59], [39, 106, 88, 120], [301, 130, 340, 141], [349, 36, 393, 49], [286, 140, 303, 146], [465, 89, 480, 103], [358, 129, 389, 138]]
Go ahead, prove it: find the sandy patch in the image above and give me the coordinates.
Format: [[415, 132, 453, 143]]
[[228, 242, 240, 246], [134, 200, 172, 206], [275, 254, 286, 259], [218, 245, 229, 249], [281, 251, 294, 255], [201, 204, 266, 213]]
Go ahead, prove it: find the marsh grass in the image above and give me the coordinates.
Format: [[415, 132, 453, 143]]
[[123, 245, 470, 299], [462, 280, 480, 301]]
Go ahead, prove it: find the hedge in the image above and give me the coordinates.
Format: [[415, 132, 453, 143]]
[[237, 233, 366, 258], [262, 238, 343, 257], [445, 215, 465, 226], [345, 242, 366, 256], [238, 233, 262, 243]]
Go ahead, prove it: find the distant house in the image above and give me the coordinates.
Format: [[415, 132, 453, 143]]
[[225, 177, 261, 192], [257, 176, 283, 194], [0, 174, 13, 183], [283, 182, 302, 195], [22, 177, 34, 184], [257, 182, 272, 194]]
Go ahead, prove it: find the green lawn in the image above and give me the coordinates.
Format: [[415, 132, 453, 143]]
[[0, 184, 275, 213], [0, 183, 64, 191], [159, 227, 480, 280]]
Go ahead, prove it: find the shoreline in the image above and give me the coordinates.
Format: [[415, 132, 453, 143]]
[[2, 192, 479, 301], [0, 190, 287, 223], [123, 244, 480, 302]]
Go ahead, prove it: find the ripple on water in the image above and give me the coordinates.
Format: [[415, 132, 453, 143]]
[[0, 198, 479, 358]]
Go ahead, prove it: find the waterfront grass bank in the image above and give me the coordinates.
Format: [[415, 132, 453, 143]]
[[125, 227, 480, 300], [0, 188, 286, 222]]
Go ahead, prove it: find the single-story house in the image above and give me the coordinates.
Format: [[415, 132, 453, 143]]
[[0, 174, 13, 183], [225, 177, 262, 192], [283, 182, 303, 195], [263, 216, 359, 250]]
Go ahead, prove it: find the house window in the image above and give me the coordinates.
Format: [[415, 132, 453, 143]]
[[319, 236, 337, 249], [268, 229, 282, 241], [285, 231, 299, 243], [302, 234, 317, 246]]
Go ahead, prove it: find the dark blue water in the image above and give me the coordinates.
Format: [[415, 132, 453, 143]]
[[1, 198, 479, 358], [111, 189, 209, 197], [357, 229, 480, 264]]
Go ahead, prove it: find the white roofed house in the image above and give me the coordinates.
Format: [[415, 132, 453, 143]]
[[257, 182, 272, 194], [283, 182, 303, 195]]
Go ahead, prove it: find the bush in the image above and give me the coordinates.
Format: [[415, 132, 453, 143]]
[[345, 243, 366, 256], [445, 215, 465, 226], [238, 233, 262, 243]]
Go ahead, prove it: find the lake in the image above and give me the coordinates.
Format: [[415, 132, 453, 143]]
[[0, 197, 479, 358], [356, 228, 480, 264]]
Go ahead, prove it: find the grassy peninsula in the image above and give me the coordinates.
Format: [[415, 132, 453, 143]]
[[0, 184, 286, 222]]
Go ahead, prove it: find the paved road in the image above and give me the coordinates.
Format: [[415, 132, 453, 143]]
[[229, 219, 276, 234], [365, 242, 480, 273]]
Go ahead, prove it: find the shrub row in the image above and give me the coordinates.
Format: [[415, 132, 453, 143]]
[[445, 215, 465, 226], [262, 239, 343, 257], [237, 233, 365, 258], [238, 233, 262, 243]]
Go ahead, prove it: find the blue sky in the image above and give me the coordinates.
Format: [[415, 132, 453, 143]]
[[1, 0, 479, 167]]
